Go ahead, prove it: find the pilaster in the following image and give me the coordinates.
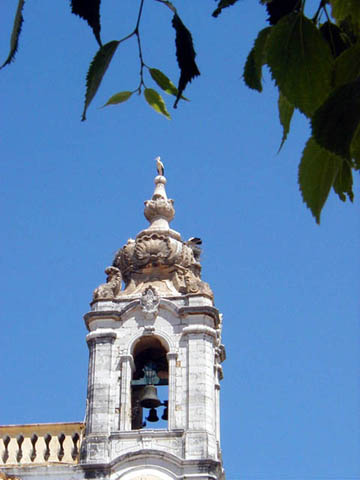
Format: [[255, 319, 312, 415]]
[[85, 329, 117, 436], [118, 354, 134, 431]]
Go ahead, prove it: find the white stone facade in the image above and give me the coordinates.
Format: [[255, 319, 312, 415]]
[[0, 163, 225, 480], [80, 294, 225, 479]]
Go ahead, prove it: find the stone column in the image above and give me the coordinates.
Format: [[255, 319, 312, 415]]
[[85, 329, 117, 435], [118, 354, 134, 431], [166, 351, 178, 430], [214, 365, 221, 459], [183, 323, 217, 459]]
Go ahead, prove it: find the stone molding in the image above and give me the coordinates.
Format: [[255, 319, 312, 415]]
[[86, 329, 117, 345], [166, 352, 178, 361], [178, 305, 221, 326], [126, 328, 174, 356], [181, 325, 217, 339], [80, 447, 224, 479], [85, 301, 221, 330], [118, 354, 135, 373]]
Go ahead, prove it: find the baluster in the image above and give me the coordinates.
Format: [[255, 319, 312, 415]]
[[71, 433, 80, 461], [44, 434, 51, 461], [57, 433, 65, 461], [16, 435, 24, 463], [30, 434, 38, 462], [2, 436, 10, 464]]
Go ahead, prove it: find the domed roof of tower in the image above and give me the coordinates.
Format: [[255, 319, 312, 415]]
[[92, 158, 213, 301]]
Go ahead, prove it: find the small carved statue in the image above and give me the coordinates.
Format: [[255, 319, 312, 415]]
[[92, 266, 122, 301]]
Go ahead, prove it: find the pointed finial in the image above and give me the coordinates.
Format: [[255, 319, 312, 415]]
[[156, 156, 164, 176], [143, 156, 174, 230]]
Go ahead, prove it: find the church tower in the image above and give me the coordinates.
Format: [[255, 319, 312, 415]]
[[81, 162, 226, 479], [0, 161, 225, 480]]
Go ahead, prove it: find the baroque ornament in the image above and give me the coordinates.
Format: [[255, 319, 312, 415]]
[[140, 286, 160, 319], [99, 160, 213, 299], [92, 266, 122, 301]]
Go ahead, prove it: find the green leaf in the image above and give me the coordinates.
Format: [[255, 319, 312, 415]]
[[265, 0, 301, 26], [144, 88, 171, 119], [243, 27, 272, 92], [331, 0, 360, 28], [350, 123, 360, 169], [103, 91, 132, 107], [312, 78, 360, 158], [82, 40, 120, 121], [172, 13, 200, 108], [298, 137, 341, 224], [1, 0, 25, 69], [212, 0, 240, 18], [333, 41, 360, 87], [71, 0, 102, 46], [333, 160, 354, 201], [278, 92, 294, 151], [266, 13, 333, 117], [319, 21, 350, 58], [150, 68, 188, 100]]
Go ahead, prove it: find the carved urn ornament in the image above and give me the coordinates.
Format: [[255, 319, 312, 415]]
[[92, 157, 213, 301]]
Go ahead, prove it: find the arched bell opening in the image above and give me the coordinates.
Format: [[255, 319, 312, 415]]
[[131, 336, 169, 430]]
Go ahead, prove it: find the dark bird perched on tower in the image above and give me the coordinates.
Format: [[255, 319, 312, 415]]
[[186, 237, 202, 262]]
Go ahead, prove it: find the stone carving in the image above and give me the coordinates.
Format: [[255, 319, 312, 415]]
[[173, 266, 213, 298], [135, 233, 171, 266], [92, 266, 122, 301], [144, 196, 174, 224], [140, 286, 160, 319], [107, 170, 213, 299]]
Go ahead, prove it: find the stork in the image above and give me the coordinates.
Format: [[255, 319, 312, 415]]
[[155, 156, 164, 176]]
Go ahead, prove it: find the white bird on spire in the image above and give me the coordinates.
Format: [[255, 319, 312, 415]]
[[155, 156, 164, 176]]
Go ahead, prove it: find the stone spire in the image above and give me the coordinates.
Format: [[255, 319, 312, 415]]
[[143, 160, 175, 232], [92, 158, 213, 301]]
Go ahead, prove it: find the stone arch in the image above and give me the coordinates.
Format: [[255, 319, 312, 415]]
[[127, 329, 175, 357], [129, 332, 173, 430], [111, 450, 182, 480], [116, 467, 176, 480]]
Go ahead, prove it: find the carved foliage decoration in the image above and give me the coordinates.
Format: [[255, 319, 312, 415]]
[[111, 229, 213, 298], [144, 196, 175, 224]]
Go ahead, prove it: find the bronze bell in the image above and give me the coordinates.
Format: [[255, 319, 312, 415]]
[[146, 408, 159, 422], [140, 385, 161, 409], [161, 401, 168, 421]]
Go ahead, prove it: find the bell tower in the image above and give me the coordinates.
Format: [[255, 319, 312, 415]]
[[81, 161, 226, 480]]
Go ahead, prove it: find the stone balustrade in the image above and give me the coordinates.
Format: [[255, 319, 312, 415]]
[[0, 423, 84, 466]]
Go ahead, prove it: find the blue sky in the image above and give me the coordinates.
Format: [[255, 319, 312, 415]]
[[1, 1, 359, 479]]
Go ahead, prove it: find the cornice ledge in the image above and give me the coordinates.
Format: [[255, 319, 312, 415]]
[[178, 305, 221, 327], [85, 298, 183, 329], [110, 448, 185, 469], [110, 429, 184, 440], [86, 329, 117, 344], [182, 325, 217, 338], [84, 301, 140, 329]]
